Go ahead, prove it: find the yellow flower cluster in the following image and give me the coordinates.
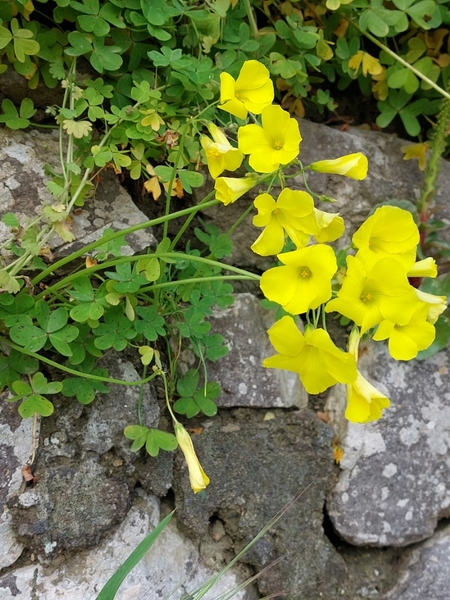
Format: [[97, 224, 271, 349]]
[[208, 60, 447, 425]]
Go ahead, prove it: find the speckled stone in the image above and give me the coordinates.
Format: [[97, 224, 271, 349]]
[[0, 129, 156, 260], [0, 490, 253, 600], [0, 396, 37, 569], [206, 293, 308, 409], [386, 523, 450, 599], [327, 340, 450, 547]]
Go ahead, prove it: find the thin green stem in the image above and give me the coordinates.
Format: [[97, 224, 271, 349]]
[[350, 21, 450, 101], [170, 190, 216, 250], [34, 252, 259, 300], [243, 0, 259, 36], [159, 369, 178, 422], [136, 364, 147, 425], [225, 202, 254, 238], [138, 274, 259, 294], [1, 338, 160, 386], [163, 127, 187, 239], [30, 200, 220, 287]]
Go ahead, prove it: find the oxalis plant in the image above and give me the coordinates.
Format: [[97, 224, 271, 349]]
[[0, 59, 448, 496]]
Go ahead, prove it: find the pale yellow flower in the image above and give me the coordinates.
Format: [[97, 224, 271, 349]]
[[175, 422, 210, 493], [309, 153, 368, 180], [201, 123, 243, 179], [214, 176, 257, 205]]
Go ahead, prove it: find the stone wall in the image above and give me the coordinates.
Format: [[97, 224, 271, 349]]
[[1, 120, 450, 599]]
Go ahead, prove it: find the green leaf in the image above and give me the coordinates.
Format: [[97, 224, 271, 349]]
[[10, 318, 47, 352], [134, 305, 166, 341], [177, 170, 204, 193], [66, 31, 92, 56], [93, 308, 137, 351], [61, 370, 109, 404], [124, 424, 149, 451], [176, 369, 199, 397], [31, 371, 63, 395], [95, 511, 174, 600], [19, 394, 54, 418], [136, 257, 160, 282], [2, 213, 20, 227]]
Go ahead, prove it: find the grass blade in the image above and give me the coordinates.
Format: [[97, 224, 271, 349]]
[[95, 510, 175, 600]]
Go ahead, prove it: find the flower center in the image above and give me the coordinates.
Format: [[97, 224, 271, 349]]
[[207, 147, 223, 159], [273, 140, 284, 150], [360, 291, 373, 302], [272, 208, 281, 216], [299, 266, 312, 279]]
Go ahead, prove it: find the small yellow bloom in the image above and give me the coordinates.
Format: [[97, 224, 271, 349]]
[[238, 105, 302, 173], [401, 142, 429, 172], [251, 188, 315, 256], [346, 329, 390, 422], [407, 257, 437, 279], [348, 51, 383, 77], [414, 289, 447, 324], [312, 209, 345, 243], [219, 60, 274, 120], [309, 153, 368, 181], [260, 244, 337, 314], [214, 176, 257, 205], [264, 316, 357, 394], [325, 255, 420, 334], [373, 303, 436, 360], [201, 123, 243, 179], [174, 422, 210, 494], [352, 206, 419, 270]]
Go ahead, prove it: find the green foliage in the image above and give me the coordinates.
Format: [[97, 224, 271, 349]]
[[174, 369, 220, 418], [124, 424, 178, 456], [8, 372, 62, 418], [0, 0, 448, 151]]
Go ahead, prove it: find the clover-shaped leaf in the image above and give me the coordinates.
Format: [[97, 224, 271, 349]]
[[134, 305, 166, 341], [61, 368, 109, 404], [0, 350, 39, 392], [124, 425, 178, 457], [174, 370, 219, 417], [9, 371, 62, 418], [93, 307, 137, 351]]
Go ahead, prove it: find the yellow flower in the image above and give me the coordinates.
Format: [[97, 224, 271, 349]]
[[312, 209, 345, 243], [214, 176, 257, 205], [352, 206, 419, 270], [174, 422, 210, 493], [373, 303, 436, 360], [407, 257, 437, 279], [238, 105, 302, 173], [219, 60, 274, 120], [345, 328, 390, 423], [401, 142, 429, 172], [325, 255, 420, 334], [414, 289, 447, 324], [260, 244, 337, 314], [309, 153, 368, 180], [251, 189, 315, 255], [348, 51, 383, 77], [201, 123, 243, 179], [264, 316, 357, 394]]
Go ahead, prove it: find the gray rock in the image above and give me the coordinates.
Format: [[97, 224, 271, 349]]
[[327, 340, 450, 547], [207, 293, 308, 408], [386, 524, 450, 599], [10, 457, 131, 556], [0, 490, 253, 600], [0, 129, 156, 264], [0, 396, 38, 569], [174, 409, 349, 599]]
